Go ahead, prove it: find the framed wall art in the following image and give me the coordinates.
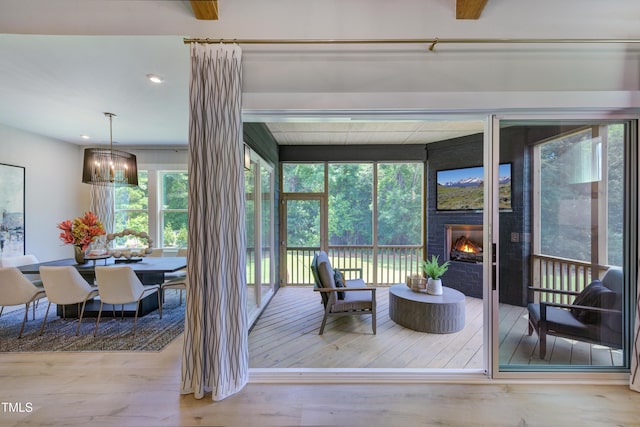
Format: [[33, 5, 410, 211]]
[[0, 163, 25, 256]]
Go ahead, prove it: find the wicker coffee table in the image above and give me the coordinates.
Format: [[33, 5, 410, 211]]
[[388, 284, 465, 333]]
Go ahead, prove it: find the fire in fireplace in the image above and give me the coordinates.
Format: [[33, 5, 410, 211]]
[[445, 224, 483, 263], [451, 235, 483, 263]]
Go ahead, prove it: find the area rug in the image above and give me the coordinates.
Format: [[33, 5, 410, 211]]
[[0, 291, 184, 352]]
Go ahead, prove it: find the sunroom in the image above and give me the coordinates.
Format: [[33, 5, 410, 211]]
[[241, 116, 634, 377]]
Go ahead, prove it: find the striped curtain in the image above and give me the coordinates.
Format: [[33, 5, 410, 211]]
[[89, 185, 114, 234], [631, 279, 640, 391], [180, 43, 248, 401]]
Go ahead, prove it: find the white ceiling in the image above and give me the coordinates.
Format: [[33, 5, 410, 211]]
[[1, 0, 640, 148]]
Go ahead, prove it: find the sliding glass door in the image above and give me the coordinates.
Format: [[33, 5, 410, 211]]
[[245, 150, 275, 325], [491, 117, 636, 374]]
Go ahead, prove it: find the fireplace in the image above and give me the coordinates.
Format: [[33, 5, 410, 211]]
[[445, 224, 483, 263]]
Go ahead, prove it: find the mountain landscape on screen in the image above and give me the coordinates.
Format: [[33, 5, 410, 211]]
[[436, 165, 512, 210]]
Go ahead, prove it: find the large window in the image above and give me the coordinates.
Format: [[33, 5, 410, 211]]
[[328, 163, 373, 245], [281, 161, 424, 285], [113, 169, 188, 249], [377, 163, 423, 246], [160, 172, 188, 248], [114, 170, 148, 247]]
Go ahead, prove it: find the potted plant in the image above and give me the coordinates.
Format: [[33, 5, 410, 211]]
[[421, 255, 450, 295]]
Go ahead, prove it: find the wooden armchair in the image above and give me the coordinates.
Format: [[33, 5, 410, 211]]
[[310, 251, 376, 335], [527, 267, 622, 359]]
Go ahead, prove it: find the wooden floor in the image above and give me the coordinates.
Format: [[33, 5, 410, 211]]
[[2, 335, 640, 426], [250, 286, 622, 368], [0, 289, 638, 426]]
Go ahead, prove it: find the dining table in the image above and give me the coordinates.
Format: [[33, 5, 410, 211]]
[[18, 256, 187, 318]]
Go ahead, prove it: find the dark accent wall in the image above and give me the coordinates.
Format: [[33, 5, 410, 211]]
[[427, 126, 578, 306], [243, 123, 279, 166], [243, 123, 280, 291], [426, 134, 486, 299]]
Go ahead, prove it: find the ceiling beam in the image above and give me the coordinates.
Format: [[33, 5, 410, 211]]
[[456, 0, 487, 19], [190, 0, 218, 20]]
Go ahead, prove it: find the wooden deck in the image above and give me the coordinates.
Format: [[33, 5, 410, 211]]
[[249, 286, 623, 369]]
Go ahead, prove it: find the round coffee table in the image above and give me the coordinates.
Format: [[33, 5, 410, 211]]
[[388, 284, 465, 333]]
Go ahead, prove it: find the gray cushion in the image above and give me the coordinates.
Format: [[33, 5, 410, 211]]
[[317, 260, 336, 289], [601, 268, 623, 334], [571, 280, 616, 324], [334, 269, 346, 299]]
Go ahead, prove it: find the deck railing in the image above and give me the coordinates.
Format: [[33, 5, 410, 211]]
[[530, 254, 611, 305], [285, 245, 424, 286]]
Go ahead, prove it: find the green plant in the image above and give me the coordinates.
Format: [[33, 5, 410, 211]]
[[421, 255, 450, 280]]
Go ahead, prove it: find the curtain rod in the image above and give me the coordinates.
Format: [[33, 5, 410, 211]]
[[183, 37, 640, 51]]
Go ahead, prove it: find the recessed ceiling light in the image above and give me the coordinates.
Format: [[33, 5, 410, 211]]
[[80, 134, 90, 140], [147, 74, 164, 84]]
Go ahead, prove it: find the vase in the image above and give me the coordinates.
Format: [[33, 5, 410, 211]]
[[427, 278, 443, 295], [73, 245, 86, 264]]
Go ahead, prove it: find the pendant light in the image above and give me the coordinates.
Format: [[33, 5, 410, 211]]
[[81, 112, 138, 187]]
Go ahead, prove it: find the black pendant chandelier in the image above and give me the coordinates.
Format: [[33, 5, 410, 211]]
[[82, 112, 138, 187]]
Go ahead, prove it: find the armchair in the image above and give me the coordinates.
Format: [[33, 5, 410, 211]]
[[527, 267, 622, 359], [310, 251, 376, 335]]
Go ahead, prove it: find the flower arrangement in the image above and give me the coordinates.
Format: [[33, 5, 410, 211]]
[[57, 212, 106, 251]]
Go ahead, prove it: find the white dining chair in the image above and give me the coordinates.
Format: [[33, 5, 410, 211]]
[[93, 266, 161, 336], [39, 266, 99, 336], [0, 254, 43, 285], [161, 276, 187, 306], [148, 248, 164, 257], [0, 267, 47, 338]]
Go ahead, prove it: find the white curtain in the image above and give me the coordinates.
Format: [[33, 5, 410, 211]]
[[89, 185, 114, 234], [631, 273, 640, 391], [180, 43, 248, 401]]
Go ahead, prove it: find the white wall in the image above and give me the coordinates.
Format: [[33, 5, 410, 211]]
[[1, 123, 88, 262]]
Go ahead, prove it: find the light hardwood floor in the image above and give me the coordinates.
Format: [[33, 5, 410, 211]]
[[249, 286, 622, 369], [1, 288, 637, 426], [1, 337, 640, 426]]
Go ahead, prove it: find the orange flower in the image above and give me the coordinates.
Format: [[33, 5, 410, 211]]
[[57, 212, 106, 251]]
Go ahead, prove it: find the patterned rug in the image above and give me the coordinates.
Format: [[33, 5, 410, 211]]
[[0, 291, 185, 352]]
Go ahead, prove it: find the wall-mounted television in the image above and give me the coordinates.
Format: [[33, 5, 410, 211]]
[[436, 163, 512, 211]]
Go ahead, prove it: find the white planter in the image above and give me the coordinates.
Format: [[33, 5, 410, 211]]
[[427, 278, 443, 295]]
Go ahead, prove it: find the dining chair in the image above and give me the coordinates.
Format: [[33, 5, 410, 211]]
[[39, 266, 99, 336], [93, 266, 162, 336], [0, 267, 47, 338], [148, 248, 164, 257], [0, 254, 43, 286], [176, 248, 188, 257], [161, 276, 187, 306]]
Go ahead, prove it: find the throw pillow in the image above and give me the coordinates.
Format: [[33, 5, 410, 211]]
[[334, 269, 346, 300], [571, 280, 616, 324]]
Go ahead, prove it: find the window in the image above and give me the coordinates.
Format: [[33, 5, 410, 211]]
[[282, 163, 324, 193], [281, 161, 424, 285], [377, 163, 423, 246], [114, 170, 148, 247], [160, 172, 188, 248], [113, 169, 189, 249], [328, 163, 373, 245]]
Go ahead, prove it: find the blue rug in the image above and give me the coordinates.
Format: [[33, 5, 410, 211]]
[[0, 291, 184, 352]]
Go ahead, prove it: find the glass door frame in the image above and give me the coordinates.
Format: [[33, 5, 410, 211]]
[[488, 113, 638, 381], [246, 151, 276, 325], [279, 193, 327, 286]]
